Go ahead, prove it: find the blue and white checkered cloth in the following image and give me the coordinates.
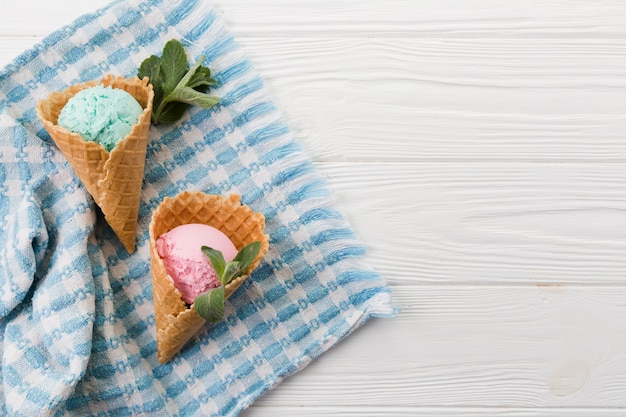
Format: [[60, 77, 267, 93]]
[[0, 0, 395, 415]]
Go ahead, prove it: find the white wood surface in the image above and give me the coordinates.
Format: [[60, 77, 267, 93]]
[[2, 1, 626, 416]]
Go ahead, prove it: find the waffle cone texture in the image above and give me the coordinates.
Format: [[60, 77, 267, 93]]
[[36, 75, 154, 252], [149, 191, 270, 363]]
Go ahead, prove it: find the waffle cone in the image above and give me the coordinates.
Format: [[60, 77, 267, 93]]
[[36, 75, 154, 252], [149, 191, 270, 363]]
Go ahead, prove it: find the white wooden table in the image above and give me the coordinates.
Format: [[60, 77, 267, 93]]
[[3, 1, 626, 416]]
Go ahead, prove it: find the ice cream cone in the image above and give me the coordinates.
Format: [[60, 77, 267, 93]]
[[149, 191, 270, 363], [36, 74, 154, 252]]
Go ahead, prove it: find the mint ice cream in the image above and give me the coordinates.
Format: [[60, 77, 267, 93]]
[[57, 85, 143, 152]]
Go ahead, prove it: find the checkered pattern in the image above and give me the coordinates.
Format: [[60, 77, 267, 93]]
[[0, 0, 395, 415]]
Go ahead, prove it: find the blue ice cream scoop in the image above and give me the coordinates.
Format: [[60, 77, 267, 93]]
[[58, 85, 143, 152]]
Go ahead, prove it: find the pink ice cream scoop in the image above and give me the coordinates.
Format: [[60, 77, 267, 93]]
[[156, 223, 238, 304]]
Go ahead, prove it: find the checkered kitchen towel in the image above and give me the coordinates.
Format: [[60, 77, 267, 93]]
[[0, 0, 396, 415]]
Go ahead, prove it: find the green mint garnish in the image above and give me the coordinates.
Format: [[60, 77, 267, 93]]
[[194, 241, 261, 323], [194, 286, 225, 323], [138, 39, 219, 124]]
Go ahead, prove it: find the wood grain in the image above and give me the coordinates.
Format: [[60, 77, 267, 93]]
[[242, 285, 626, 410], [203, 0, 626, 38], [238, 38, 626, 162], [3, 0, 626, 38], [243, 408, 626, 417], [318, 162, 626, 284]]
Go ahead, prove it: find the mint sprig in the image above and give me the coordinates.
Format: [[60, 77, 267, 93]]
[[194, 241, 261, 323], [138, 39, 219, 124]]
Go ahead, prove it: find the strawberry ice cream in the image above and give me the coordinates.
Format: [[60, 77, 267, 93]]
[[156, 223, 238, 304]]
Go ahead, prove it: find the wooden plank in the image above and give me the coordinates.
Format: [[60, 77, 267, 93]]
[[212, 0, 626, 38], [243, 285, 626, 409], [206, 0, 626, 38], [236, 37, 626, 162], [242, 407, 626, 417], [2, 0, 626, 38], [2, 37, 626, 162], [317, 162, 626, 284]]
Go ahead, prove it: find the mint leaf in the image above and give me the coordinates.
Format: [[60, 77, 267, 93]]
[[196, 240, 263, 323], [138, 55, 161, 84], [160, 39, 188, 96], [194, 286, 225, 323], [233, 241, 261, 272], [172, 56, 205, 91], [153, 102, 189, 125], [201, 246, 226, 278], [138, 55, 163, 121], [138, 40, 220, 124], [166, 86, 221, 108], [187, 66, 217, 90], [221, 261, 242, 286]]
